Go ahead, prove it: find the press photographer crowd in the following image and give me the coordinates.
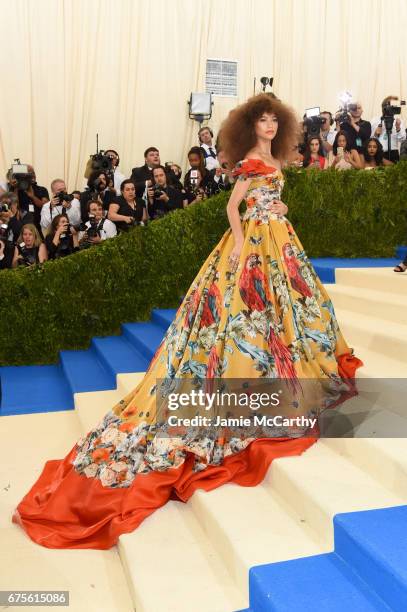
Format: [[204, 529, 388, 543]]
[[1, 94, 407, 270]]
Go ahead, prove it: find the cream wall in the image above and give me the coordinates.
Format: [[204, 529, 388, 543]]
[[0, 0, 406, 190]]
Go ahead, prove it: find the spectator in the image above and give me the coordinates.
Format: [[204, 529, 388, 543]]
[[108, 179, 147, 232], [0, 192, 24, 245], [184, 147, 215, 195], [79, 200, 117, 246], [199, 126, 217, 171], [286, 143, 304, 168], [362, 138, 393, 169], [210, 148, 234, 193], [130, 147, 160, 198], [12, 223, 47, 267], [335, 103, 371, 154], [400, 130, 407, 161], [184, 168, 209, 206], [41, 179, 81, 233], [45, 214, 79, 260], [302, 137, 327, 169], [147, 166, 184, 219], [320, 111, 337, 154], [80, 171, 117, 222], [371, 97, 405, 163], [328, 131, 362, 170], [166, 163, 184, 192], [104, 149, 126, 195]]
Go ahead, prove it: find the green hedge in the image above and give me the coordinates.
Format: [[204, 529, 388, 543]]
[[1, 164, 406, 366]]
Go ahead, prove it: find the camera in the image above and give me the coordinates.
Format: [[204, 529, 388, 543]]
[[17, 241, 37, 266], [0, 223, 10, 244], [10, 161, 33, 191], [303, 107, 325, 138], [0, 202, 10, 213], [57, 191, 75, 205], [153, 184, 164, 199], [87, 214, 101, 239], [84, 150, 114, 185], [381, 100, 406, 131]]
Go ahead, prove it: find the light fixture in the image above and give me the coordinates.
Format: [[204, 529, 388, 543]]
[[188, 93, 213, 126]]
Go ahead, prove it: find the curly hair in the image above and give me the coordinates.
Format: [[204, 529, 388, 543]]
[[219, 93, 299, 168]]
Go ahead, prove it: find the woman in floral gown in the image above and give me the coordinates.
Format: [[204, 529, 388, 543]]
[[12, 94, 362, 549]]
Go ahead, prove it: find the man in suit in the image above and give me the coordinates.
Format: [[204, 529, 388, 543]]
[[130, 147, 161, 197]]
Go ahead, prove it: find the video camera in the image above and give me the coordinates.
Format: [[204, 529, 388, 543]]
[[84, 134, 114, 185], [56, 191, 75, 205], [303, 107, 325, 139], [381, 99, 406, 132], [10, 160, 34, 191]]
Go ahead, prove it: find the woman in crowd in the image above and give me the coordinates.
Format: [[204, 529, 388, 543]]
[[183, 167, 209, 206], [328, 131, 362, 170], [108, 179, 148, 232], [184, 147, 215, 196], [79, 199, 117, 246], [362, 138, 393, 169], [302, 137, 327, 169], [45, 214, 79, 260], [12, 224, 47, 267]]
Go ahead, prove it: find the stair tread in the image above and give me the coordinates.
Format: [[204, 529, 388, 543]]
[[92, 335, 149, 373], [328, 282, 406, 305], [119, 500, 245, 612], [60, 350, 115, 393], [250, 551, 390, 612], [334, 307, 407, 340], [0, 364, 73, 415], [352, 344, 406, 377]]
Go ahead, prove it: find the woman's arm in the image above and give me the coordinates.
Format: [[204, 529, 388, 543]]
[[38, 243, 48, 263], [350, 150, 362, 169], [12, 246, 20, 268], [226, 178, 251, 247], [108, 203, 132, 224], [383, 158, 393, 166]]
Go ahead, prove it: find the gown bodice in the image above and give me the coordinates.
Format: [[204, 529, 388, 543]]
[[232, 158, 285, 224]]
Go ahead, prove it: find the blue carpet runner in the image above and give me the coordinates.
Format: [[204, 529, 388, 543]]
[[237, 504, 407, 611]]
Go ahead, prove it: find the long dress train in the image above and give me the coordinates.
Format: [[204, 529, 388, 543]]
[[12, 159, 362, 549]]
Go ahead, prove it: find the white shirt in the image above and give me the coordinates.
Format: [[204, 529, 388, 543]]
[[200, 143, 218, 171], [113, 169, 126, 195], [78, 218, 117, 241], [370, 116, 405, 151], [321, 128, 337, 146], [41, 197, 82, 229]]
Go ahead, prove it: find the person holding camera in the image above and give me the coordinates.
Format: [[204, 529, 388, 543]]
[[7, 164, 49, 231], [210, 148, 234, 193], [80, 171, 117, 223], [183, 168, 210, 206], [335, 103, 371, 154], [328, 131, 362, 170], [130, 147, 161, 198], [108, 179, 147, 232], [12, 224, 47, 267], [319, 112, 337, 154], [370, 97, 405, 163], [44, 214, 79, 260], [79, 200, 117, 246], [0, 194, 19, 269], [184, 147, 215, 196], [41, 179, 81, 233], [104, 150, 126, 195], [147, 166, 184, 219]]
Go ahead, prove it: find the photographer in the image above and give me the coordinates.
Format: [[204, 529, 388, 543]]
[[130, 147, 161, 198], [12, 224, 47, 267], [41, 179, 81, 233], [80, 171, 117, 222], [108, 179, 147, 232], [7, 164, 49, 231], [0, 192, 24, 245], [371, 96, 405, 162], [320, 111, 337, 154], [147, 166, 184, 219], [104, 149, 126, 195], [184, 168, 209, 206], [185, 147, 215, 196], [335, 102, 371, 154], [79, 200, 117, 246], [44, 214, 79, 260]]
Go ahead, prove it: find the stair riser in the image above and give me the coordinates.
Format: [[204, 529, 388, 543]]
[[322, 440, 407, 499], [334, 521, 407, 612], [90, 341, 117, 380], [151, 311, 174, 331], [329, 290, 406, 325], [336, 319, 407, 361], [122, 329, 156, 361], [335, 270, 407, 295]]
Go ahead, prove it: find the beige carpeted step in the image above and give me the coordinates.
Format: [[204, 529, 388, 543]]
[[327, 282, 406, 325], [335, 266, 407, 295]]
